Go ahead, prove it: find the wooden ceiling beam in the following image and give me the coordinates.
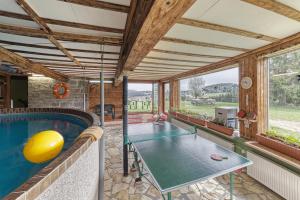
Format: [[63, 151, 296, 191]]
[[141, 61, 201, 68], [0, 24, 122, 45], [0, 40, 120, 54], [137, 65, 197, 70], [0, 46, 68, 81], [145, 56, 212, 64], [161, 32, 300, 81], [59, 0, 129, 13], [177, 18, 278, 42], [152, 49, 229, 59], [241, 0, 300, 22], [40, 63, 117, 67], [16, 0, 84, 68], [162, 37, 250, 52], [0, 10, 123, 34], [135, 68, 186, 73], [115, 0, 196, 85], [10, 49, 119, 61]]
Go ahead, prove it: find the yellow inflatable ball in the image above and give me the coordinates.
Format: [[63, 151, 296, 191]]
[[23, 130, 64, 164]]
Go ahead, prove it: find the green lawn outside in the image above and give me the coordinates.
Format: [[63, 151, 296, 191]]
[[128, 100, 300, 124], [128, 101, 152, 113], [180, 101, 238, 118], [269, 105, 300, 122]]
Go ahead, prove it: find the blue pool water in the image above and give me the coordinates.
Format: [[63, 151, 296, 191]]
[[0, 113, 88, 198]]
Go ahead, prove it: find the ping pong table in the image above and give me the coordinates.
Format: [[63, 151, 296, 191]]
[[125, 121, 252, 200]]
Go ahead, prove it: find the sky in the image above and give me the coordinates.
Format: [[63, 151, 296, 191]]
[[128, 67, 238, 91], [129, 83, 152, 91]]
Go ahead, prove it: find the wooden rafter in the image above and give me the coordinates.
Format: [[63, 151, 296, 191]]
[[145, 56, 212, 64], [141, 61, 200, 68], [152, 49, 228, 59], [242, 0, 300, 22], [36, 62, 116, 67], [16, 0, 83, 68], [0, 24, 122, 45], [9, 49, 119, 61], [115, 0, 196, 85], [0, 10, 123, 34], [138, 65, 197, 70], [161, 32, 300, 81], [0, 40, 119, 54], [162, 37, 250, 52], [135, 68, 186, 73], [59, 0, 129, 13], [177, 18, 278, 42], [0, 46, 68, 81]]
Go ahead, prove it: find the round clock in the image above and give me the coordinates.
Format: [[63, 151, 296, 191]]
[[241, 77, 252, 89]]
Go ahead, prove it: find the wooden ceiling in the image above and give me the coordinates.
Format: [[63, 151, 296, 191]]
[[131, 0, 300, 81], [0, 0, 128, 79], [0, 0, 299, 82]]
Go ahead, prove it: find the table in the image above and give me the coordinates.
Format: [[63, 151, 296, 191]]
[[126, 122, 252, 200]]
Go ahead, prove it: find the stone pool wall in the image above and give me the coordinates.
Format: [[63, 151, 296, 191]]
[[35, 141, 100, 200], [28, 77, 89, 110]]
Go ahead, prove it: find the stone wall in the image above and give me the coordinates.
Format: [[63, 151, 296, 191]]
[[28, 77, 88, 110]]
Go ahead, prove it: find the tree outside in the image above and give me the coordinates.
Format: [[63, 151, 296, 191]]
[[188, 77, 205, 98]]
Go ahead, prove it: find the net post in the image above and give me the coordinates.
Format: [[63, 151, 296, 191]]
[[229, 172, 234, 200]]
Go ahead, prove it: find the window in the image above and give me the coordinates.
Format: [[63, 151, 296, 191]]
[[153, 83, 158, 113], [164, 83, 170, 113], [179, 67, 239, 121], [128, 83, 152, 113], [268, 49, 300, 139]]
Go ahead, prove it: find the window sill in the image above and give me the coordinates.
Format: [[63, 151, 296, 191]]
[[246, 141, 300, 172]]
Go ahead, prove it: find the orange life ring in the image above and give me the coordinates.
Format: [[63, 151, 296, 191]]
[[53, 82, 70, 99]]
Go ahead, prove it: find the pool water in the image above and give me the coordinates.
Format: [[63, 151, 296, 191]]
[[0, 113, 88, 198]]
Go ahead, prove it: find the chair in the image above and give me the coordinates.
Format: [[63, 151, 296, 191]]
[[95, 104, 115, 119]]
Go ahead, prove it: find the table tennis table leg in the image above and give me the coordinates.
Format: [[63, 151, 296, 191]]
[[167, 192, 171, 200], [229, 172, 234, 200]]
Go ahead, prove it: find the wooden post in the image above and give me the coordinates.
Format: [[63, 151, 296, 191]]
[[158, 81, 164, 113], [151, 82, 155, 114], [239, 56, 259, 140], [170, 79, 179, 112]]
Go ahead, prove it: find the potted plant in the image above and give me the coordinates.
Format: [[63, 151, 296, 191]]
[[169, 110, 178, 117], [189, 113, 207, 126], [176, 110, 189, 121], [256, 129, 300, 160], [207, 118, 234, 136]]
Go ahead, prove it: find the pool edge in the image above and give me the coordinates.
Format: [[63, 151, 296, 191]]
[[1, 108, 100, 200]]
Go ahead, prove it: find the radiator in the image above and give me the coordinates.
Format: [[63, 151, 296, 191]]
[[247, 152, 300, 200], [197, 129, 234, 150]]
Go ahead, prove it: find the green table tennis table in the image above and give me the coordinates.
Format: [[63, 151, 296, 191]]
[[126, 121, 252, 200]]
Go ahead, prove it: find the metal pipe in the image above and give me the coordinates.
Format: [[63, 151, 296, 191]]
[[98, 71, 105, 200], [123, 75, 129, 176]]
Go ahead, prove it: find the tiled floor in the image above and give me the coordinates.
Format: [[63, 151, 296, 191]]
[[104, 124, 283, 200]]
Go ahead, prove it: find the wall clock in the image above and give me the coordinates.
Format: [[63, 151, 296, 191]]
[[241, 77, 252, 89]]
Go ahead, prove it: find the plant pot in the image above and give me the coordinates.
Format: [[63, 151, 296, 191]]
[[169, 111, 177, 117], [207, 121, 234, 136], [189, 116, 206, 126], [176, 112, 189, 121], [256, 134, 300, 161]]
